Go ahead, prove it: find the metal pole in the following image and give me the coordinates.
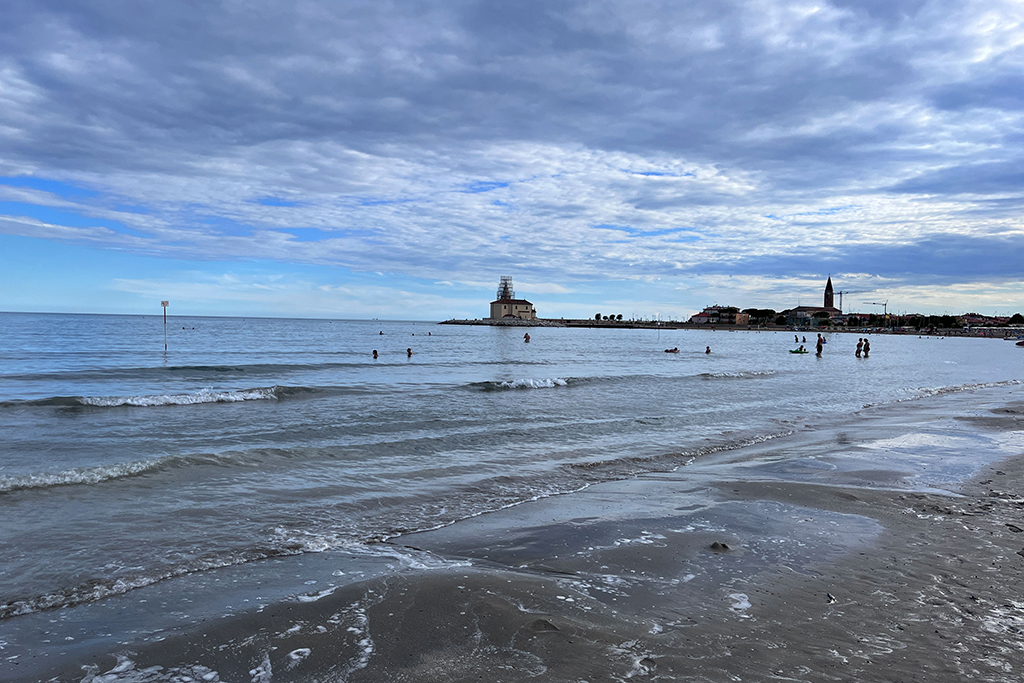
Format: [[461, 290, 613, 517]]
[[161, 301, 169, 351]]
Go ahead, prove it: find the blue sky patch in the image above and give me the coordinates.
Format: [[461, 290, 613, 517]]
[[596, 224, 702, 238], [357, 197, 414, 207], [0, 176, 99, 199], [255, 197, 301, 207], [193, 214, 257, 237], [276, 227, 379, 242], [622, 170, 696, 178], [461, 181, 510, 193]]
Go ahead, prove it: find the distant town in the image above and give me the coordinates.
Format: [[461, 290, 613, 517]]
[[442, 276, 1024, 335]]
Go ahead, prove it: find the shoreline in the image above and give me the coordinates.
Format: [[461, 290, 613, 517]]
[[440, 318, 1024, 338], [12, 383, 1024, 682]]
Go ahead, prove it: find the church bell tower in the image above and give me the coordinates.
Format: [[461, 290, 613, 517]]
[[824, 276, 834, 309]]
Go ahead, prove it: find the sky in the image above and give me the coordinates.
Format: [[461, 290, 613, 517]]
[[1, 0, 1022, 320]]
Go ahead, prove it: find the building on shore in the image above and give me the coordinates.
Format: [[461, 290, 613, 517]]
[[489, 276, 537, 320], [960, 313, 1011, 327], [689, 305, 749, 325], [782, 276, 841, 326]]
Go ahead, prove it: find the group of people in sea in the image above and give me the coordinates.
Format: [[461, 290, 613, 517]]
[[373, 330, 872, 360], [790, 334, 871, 357], [791, 333, 827, 355]]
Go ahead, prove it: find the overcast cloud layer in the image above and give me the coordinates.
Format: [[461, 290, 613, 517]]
[[1, 0, 1022, 317]]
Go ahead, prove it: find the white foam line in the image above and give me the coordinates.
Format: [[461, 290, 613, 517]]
[[80, 387, 279, 407], [0, 458, 166, 493], [863, 379, 1022, 409], [496, 378, 568, 389]]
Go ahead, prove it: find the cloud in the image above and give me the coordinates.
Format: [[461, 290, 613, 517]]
[[889, 161, 1024, 196], [110, 272, 485, 319], [1, 0, 1023, 316]]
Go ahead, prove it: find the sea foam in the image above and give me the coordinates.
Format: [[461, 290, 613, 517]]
[[498, 378, 568, 389], [79, 386, 280, 407], [0, 458, 167, 493]]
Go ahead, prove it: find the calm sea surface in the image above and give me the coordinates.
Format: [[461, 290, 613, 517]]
[[1, 312, 1021, 621]]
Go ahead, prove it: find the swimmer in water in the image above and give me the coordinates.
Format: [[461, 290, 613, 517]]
[[372, 350, 378, 359], [664, 347, 679, 353], [706, 346, 711, 354], [524, 333, 530, 343], [406, 348, 413, 357]]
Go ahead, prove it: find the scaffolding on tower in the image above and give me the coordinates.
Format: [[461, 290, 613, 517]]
[[496, 275, 515, 300]]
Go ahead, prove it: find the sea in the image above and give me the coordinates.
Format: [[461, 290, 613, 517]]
[[1, 311, 1022, 679]]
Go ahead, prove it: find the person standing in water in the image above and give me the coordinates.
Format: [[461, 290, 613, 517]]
[[815, 334, 823, 357], [524, 332, 530, 343], [856, 338, 863, 357], [372, 350, 378, 359], [863, 338, 870, 357], [406, 348, 413, 357]]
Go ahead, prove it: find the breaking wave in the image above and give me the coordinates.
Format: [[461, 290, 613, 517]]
[[0, 385, 335, 409], [2, 361, 384, 383], [863, 379, 1023, 408], [79, 386, 280, 407], [473, 371, 780, 392], [472, 377, 573, 391], [0, 445, 356, 494], [699, 370, 777, 380], [911, 379, 1022, 399], [0, 449, 267, 493], [0, 458, 170, 493]]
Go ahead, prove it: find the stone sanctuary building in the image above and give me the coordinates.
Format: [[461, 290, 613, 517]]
[[783, 276, 842, 325], [488, 276, 537, 320]]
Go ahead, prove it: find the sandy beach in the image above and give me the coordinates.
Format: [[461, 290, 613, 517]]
[[13, 384, 1021, 682]]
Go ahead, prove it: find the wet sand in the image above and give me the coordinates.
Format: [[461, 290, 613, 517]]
[[15, 390, 1024, 682]]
